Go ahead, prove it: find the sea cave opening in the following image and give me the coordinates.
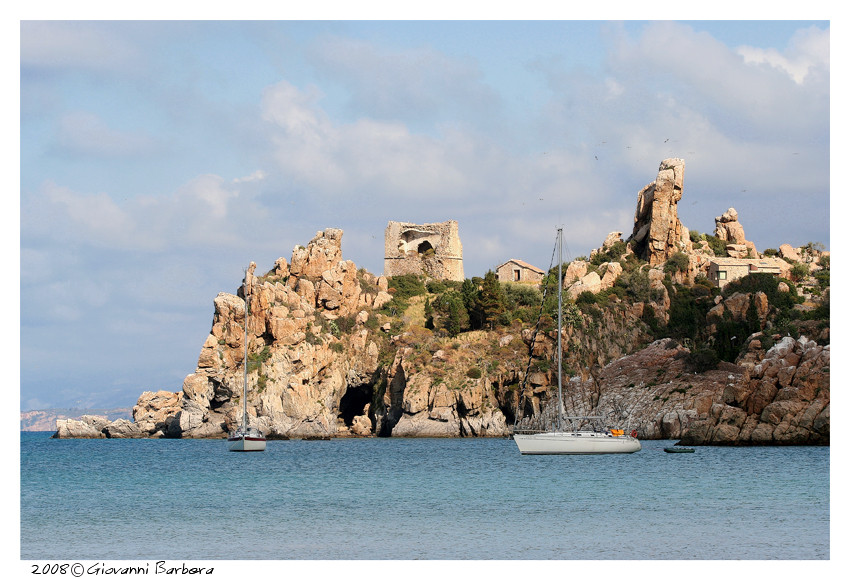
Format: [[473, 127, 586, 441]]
[[338, 383, 373, 427]]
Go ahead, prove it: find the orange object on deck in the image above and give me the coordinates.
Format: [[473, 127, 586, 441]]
[[610, 429, 624, 436]]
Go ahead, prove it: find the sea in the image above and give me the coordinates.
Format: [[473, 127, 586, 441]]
[[20, 432, 830, 565]]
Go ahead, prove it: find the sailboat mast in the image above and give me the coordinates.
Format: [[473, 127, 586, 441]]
[[557, 228, 563, 432], [243, 289, 249, 433]]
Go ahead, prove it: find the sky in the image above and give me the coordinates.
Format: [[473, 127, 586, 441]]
[[15, 12, 832, 411]]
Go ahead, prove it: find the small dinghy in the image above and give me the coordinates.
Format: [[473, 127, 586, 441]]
[[664, 447, 695, 453]]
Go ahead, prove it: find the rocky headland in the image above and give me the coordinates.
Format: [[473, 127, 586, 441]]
[[53, 158, 829, 445]]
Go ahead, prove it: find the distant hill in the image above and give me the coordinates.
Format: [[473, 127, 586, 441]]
[[21, 408, 133, 432]]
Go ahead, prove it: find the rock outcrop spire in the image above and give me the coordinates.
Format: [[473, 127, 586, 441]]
[[630, 158, 692, 266], [714, 207, 757, 258]]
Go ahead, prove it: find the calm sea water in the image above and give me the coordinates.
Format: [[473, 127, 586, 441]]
[[20, 432, 829, 560]]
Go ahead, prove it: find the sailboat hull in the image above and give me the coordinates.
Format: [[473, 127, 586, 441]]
[[228, 435, 267, 452], [514, 432, 641, 455]]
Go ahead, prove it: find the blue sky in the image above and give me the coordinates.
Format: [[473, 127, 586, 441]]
[[15, 13, 832, 411]]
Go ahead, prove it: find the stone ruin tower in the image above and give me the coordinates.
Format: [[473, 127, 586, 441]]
[[383, 220, 464, 281]]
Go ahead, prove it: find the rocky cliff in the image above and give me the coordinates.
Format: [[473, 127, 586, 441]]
[[528, 336, 828, 445], [53, 158, 829, 445]]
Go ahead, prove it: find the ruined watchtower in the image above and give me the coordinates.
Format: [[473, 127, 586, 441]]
[[383, 220, 464, 281]]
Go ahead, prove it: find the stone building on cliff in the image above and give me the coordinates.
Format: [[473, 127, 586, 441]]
[[707, 257, 790, 289], [496, 259, 545, 284], [383, 220, 464, 281]]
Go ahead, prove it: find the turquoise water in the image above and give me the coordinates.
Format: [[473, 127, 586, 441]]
[[20, 433, 829, 559]]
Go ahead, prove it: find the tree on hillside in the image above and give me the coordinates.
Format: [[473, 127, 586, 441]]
[[479, 270, 506, 329], [461, 278, 484, 330], [432, 291, 469, 337]]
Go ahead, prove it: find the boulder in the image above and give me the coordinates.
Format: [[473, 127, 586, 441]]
[[567, 271, 602, 299], [53, 415, 108, 438], [289, 228, 344, 281], [564, 260, 589, 285], [779, 244, 802, 262], [715, 208, 747, 244], [104, 418, 142, 438], [599, 262, 623, 290], [132, 390, 184, 435], [726, 244, 750, 259]]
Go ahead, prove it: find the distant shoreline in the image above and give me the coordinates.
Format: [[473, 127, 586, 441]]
[[20, 408, 132, 432]]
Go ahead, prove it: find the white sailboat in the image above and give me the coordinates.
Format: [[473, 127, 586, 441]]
[[228, 277, 266, 452], [513, 228, 641, 455]]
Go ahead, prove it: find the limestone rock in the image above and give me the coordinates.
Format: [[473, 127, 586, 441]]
[[715, 208, 747, 244], [630, 158, 692, 266], [53, 415, 108, 438], [678, 336, 829, 445], [564, 260, 588, 285], [779, 244, 802, 262], [567, 271, 602, 299], [726, 244, 750, 259], [132, 390, 184, 436], [599, 262, 623, 290], [104, 418, 142, 438], [289, 228, 344, 280], [602, 231, 623, 250], [591, 231, 624, 259]]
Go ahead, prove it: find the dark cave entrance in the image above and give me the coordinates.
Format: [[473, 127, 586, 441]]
[[339, 383, 373, 427]]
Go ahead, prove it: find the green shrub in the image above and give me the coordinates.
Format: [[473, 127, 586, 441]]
[[466, 367, 482, 379], [663, 252, 690, 275], [503, 283, 542, 309], [722, 273, 800, 313], [688, 347, 719, 372], [617, 268, 651, 302], [247, 345, 272, 373], [575, 291, 597, 306], [606, 241, 627, 260], [790, 263, 810, 282], [388, 274, 427, 300], [426, 280, 449, 294], [704, 234, 728, 257]]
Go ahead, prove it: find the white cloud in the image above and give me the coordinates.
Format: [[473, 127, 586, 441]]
[[232, 170, 267, 184], [602, 21, 828, 137], [22, 170, 272, 256], [737, 26, 829, 85], [177, 174, 238, 221], [261, 80, 473, 198]]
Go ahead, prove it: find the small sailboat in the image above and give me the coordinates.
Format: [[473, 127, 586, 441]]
[[512, 228, 641, 455], [228, 276, 266, 452]]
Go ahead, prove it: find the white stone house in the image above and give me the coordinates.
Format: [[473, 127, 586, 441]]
[[707, 257, 789, 289], [496, 259, 545, 284]]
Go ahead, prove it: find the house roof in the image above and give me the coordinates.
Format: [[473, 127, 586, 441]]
[[497, 259, 545, 274], [710, 258, 755, 267], [710, 257, 786, 269]]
